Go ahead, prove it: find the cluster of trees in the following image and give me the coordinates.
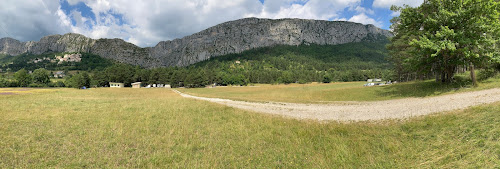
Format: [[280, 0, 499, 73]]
[[387, 0, 500, 85], [64, 63, 394, 88], [0, 68, 65, 87]]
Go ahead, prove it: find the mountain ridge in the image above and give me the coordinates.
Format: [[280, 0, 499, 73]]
[[0, 17, 392, 68]]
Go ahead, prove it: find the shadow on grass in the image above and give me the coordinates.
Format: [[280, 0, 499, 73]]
[[377, 79, 474, 98]]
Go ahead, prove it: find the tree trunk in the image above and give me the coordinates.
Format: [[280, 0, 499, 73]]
[[441, 70, 446, 83], [470, 63, 477, 86]]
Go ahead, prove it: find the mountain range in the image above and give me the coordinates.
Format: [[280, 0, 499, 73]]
[[0, 18, 393, 68]]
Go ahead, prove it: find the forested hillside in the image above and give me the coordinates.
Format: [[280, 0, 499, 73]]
[[86, 40, 393, 88], [182, 39, 393, 86], [1, 40, 393, 88], [0, 52, 114, 72]]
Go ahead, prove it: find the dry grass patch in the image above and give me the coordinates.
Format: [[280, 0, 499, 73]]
[[0, 88, 499, 168]]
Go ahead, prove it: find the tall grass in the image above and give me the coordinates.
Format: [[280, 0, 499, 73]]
[[0, 88, 499, 167], [179, 76, 500, 103]]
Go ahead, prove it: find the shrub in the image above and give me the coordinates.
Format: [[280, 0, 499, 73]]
[[297, 79, 308, 84], [477, 69, 497, 81], [55, 81, 66, 87], [28, 83, 47, 88], [48, 81, 66, 87], [322, 75, 332, 83], [7, 81, 18, 87], [0, 78, 9, 87]]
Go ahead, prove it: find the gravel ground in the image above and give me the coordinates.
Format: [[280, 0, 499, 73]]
[[173, 88, 500, 122]]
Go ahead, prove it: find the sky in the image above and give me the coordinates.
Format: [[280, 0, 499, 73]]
[[0, 0, 423, 47]]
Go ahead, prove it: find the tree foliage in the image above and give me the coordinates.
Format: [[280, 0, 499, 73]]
[[66, 72, 91, 88], [32, 68, 51, 85], [14, 69, 32, 87], [388, 0, 500, 84]]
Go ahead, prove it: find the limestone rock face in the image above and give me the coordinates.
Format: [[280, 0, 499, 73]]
[[0, 18, 392, 68], [0, 37, 27, 56]]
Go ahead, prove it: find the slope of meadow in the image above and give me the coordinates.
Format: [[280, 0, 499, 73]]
[[0, 88, 499, 168], [178, 76, 500, 103]]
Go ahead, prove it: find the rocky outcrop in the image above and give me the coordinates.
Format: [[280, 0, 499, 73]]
[[0, 18, 392, 68]]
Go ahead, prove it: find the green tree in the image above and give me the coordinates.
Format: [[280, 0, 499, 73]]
[[389, 0, 500, 85], [0, 78, 8, 87], [105, 64, 135, 86], [322, 74, 332, 83], [66, 72, 90, 88], [14, 69, 32, 87], [90, 71, 109, 87], [32, 68, 51, 85]]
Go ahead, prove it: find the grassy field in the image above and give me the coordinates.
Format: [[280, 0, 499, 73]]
[[178, 76, 500, 103], [0, 88, 499, 168]]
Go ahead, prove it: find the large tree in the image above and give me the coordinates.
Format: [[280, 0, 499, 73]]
[[14, 69, 32, 87], [389, 0, 500, 85], [32, 68, 51, 85]]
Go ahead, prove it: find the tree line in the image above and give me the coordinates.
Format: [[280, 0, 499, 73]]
[[1, 41, 397, 88]]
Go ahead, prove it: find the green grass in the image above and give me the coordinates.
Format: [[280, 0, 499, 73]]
[[178, 76, 500, 103], [0, 88, 499, 167]]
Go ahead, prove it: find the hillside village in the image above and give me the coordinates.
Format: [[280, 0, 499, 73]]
[[29, 53, 82, 64]]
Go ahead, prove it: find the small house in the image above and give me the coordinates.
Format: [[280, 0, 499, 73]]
[[131, 82, 142, 88], [53, 71, 65, 78], [109, 82, 124, 88]]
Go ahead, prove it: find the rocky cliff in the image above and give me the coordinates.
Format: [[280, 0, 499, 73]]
[[0, 18, 392, 68]]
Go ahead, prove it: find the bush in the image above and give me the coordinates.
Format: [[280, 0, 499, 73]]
[[322, 75, 332, 83], [0, 78, 9, 87], [48, 81, 66, 87], [66, 72, 91, 88], [55, 81, 66, 87], [297, 79, 308, 84], [28, 83, 47, 88], [477, 69, 497, 81], [7, 81, 18, 87]]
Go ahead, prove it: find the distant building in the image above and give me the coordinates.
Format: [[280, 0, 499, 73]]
[[364, 78, 389, 87], [56, 53, 82, 64], [165, 84, 171, 88], [53, 71, 65, 78], [235, 61, 241, 64], [109, 82, 124, 88], [131, 82, 142, 88]]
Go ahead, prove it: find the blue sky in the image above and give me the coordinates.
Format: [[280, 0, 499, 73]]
[[0, 0, 423, 47]]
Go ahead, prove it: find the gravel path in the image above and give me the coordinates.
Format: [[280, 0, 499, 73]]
[[173, 88, 500, 122]]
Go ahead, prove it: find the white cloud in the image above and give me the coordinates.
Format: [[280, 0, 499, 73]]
[[248, 0, 360, 20], [353, 6, 374, 15], [348, 13, 383, 27], [0, 0, 71, 42], [1, 0, 366, 47], [372, 0, 424, 8]]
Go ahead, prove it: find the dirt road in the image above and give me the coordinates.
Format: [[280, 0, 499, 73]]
[[173, 88, 500, 122]]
